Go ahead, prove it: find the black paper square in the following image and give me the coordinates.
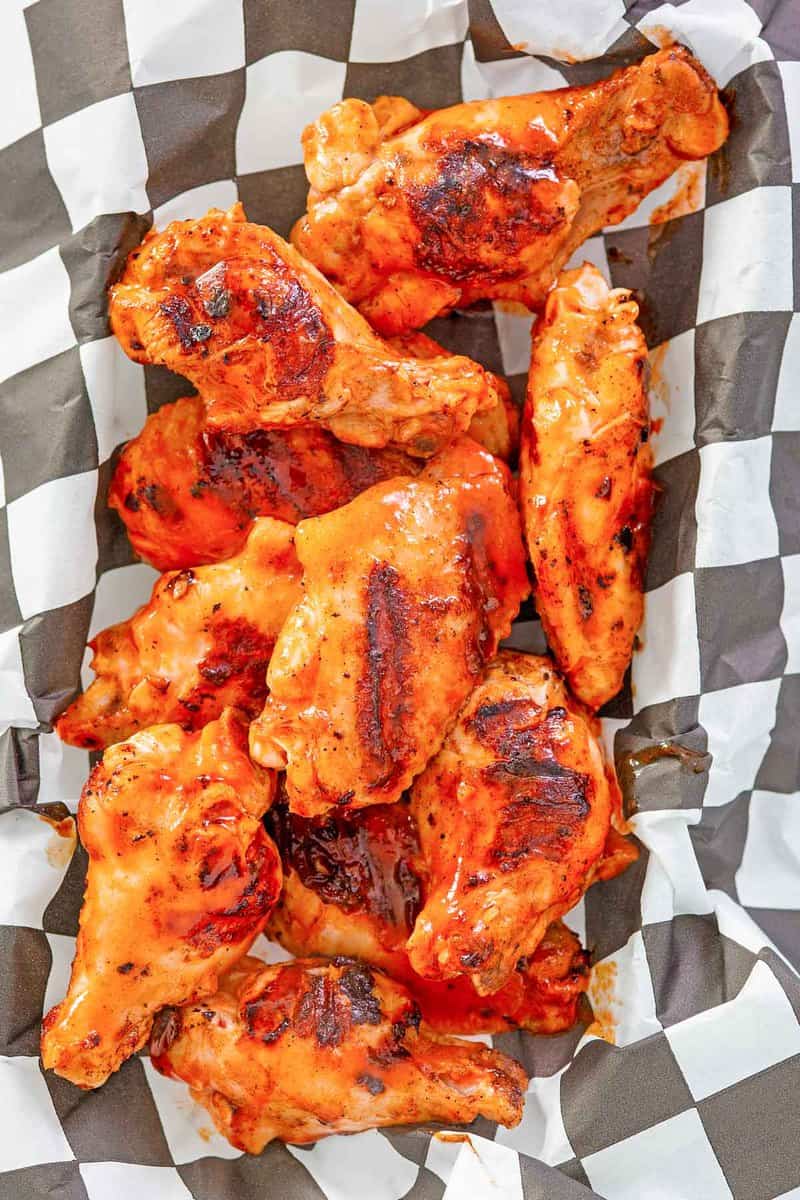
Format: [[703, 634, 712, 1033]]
[[0, 926, 52, 1055], [756, 673, 800, 794], [706, 62, 792, 207], [699, 1055, 800, 1200], [771, 433, 800, 556], [751, 0, 800, 59], [561, 1034, 693, 1159], [95, 458, 139, 577], [0, 347, 98, 505], [59, 213, 152, 344], [244, 0, 356, 64], [605, 212, 704, 347], [345, 43, 464, 110], [695, 559, 787, 692], [584, 841, 649, 962], [468, 0, 524, 63], [689, 791, 751, 901], [20, 595, 94, 727], [26, 0, 132, 126], [615, 696, 709, 813], [236, 163, 309, 240], [42, 841, 88, 938], [642, 915, 757, 1027], [0, 1162, 89, 1200], [647, 450, 700, 592], [180, 1143, 330, 1200], [0, 510, 24, 634], [0, 130, 71, 273], [135, 73, 244, 211], [694, 312, 789, 446]]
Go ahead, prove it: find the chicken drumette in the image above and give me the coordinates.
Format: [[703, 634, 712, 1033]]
[[249, 436, 530, 815], [56, 518, 301, 749], [150, 956, 527, 1151], [519, 263, 653, 711], [41, 711, 280, 1089], [292, 45, 728, 333], [266, 793, 592, 1036], [406, 651, 637, 996], [109, 204, 500, 456]]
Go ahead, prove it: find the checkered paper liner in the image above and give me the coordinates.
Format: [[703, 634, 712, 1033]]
[[1, 1, 799, 1197]]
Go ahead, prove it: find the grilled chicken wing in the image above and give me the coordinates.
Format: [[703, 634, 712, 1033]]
[[109, 204, 499, 456], [519, 264, 653, 711], [150, 955, 527, 1151], [266, 794, 591, 1036], [292, 45, 728, 333], [407, 652, 636, 996], [41, 711, 280, 1089], [109, 349, 516, 572], [249, 437, 529, 815], [56, 519, 301, 749]]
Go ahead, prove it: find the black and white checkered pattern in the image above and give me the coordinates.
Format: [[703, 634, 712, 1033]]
[[1, 1, 799, 1196]]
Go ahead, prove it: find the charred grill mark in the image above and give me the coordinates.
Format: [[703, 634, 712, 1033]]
[[186, 617, 274, 716], [407, 139, 568, 280], [150, 1007, 182, 1059], [340, 963, 382, 1026], [356, 563, 414, 783], [251, 272, 335, 401], [458, 511, 497, 675], [577, 584, 594, 619], [296, 974, 344, 1047], [159, 296, 214, 350], [357, 1073, 385, 1095], [186, 829, 279, 952]]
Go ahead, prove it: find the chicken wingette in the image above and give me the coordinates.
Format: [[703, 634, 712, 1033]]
[[292, 44, 728, 333], [41, 711, 280, 1089], [109, 204, 500, 455], [150, 956, 527, 1151], [249, 437, 529, 815], [406, 652, 637, 996], [519, 263, 653, 711], [56, 518, 301, 749]]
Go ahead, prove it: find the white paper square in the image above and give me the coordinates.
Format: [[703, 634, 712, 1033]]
[[781, 553, 800, 675], [667, 960, 800, 1101], [0, 246, 75, 386], [610, 161, 707, 234], [488, 0, 627, 62], [0, 5, 41, 150], [492, 305, 533, 378], [773, 313, 800, 432], [142, 1059, 243, 1165], [81, 1163, 194, 1200], [562, 896, 586, 945], [44, 92, 149, 232], [0, 1057, 73, 1172], [153, 179, 239, 229], [0, 808, 75, 929], [289, 1130, 418, 1200], [350, 0, 468, 64], [736, 789, 800, 908], [122, 0, 245, 87], [635, 809, 712, 926], [461, 39, 567, 103], [442, 1134, 523, 1200], [779, 62, 800, 184], [236, 52, 346, 176], [43, 932, 77, 1021], [0, 625, 37, 730], [697, 187, 793, 326], [495, 1068, 573, 1165], [37, 731, 91, 812], [79, 337, 147, 464], [82, 564, 158, 690], [587, 930, 664, 1048], [695, 437, 779, 569], [7, 469, 98, 620], [583, 1108, 733, 1200], [698, 677, 781, 808], [632, 574, 701, 712], [648, 329, 696, 467], [639, 0, 772, 86], [563, 235, 610, 279]]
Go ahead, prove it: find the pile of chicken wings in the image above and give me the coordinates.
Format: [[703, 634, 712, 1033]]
[[42, 45, 728, 1152]]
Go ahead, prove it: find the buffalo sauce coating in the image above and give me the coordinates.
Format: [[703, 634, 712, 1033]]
[[265, 790, 593, 1036]]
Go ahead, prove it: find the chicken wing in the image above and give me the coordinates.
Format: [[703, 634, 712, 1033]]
[[109, 353, 516, 572], [55, 518, 302, 750], [41, 711, 280, 1089], [518, 263, 653, 711], [109, 204, 500, 456], [266, 793, 591, 1036], [292, 45, 728, 333], [249, 437, 530, 815], [149, 955, 527, 1151], [406, 651, 637, 996]]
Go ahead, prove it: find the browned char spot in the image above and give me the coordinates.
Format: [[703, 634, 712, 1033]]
[[356, 562, 414, 786]]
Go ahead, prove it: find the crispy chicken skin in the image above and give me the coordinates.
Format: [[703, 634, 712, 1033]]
[[249, 437, 530, 815], [109, 359, 516, 572], [55, 519, 302, 749], [41, 711, 280, 1089], [292, 45, 728, 333], [519, 264, 653, 711], [266, 795, 592, 1036], [150, 955, 527, 1151], [109, 204, 499, 456], [407, 652, 635, 996]]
